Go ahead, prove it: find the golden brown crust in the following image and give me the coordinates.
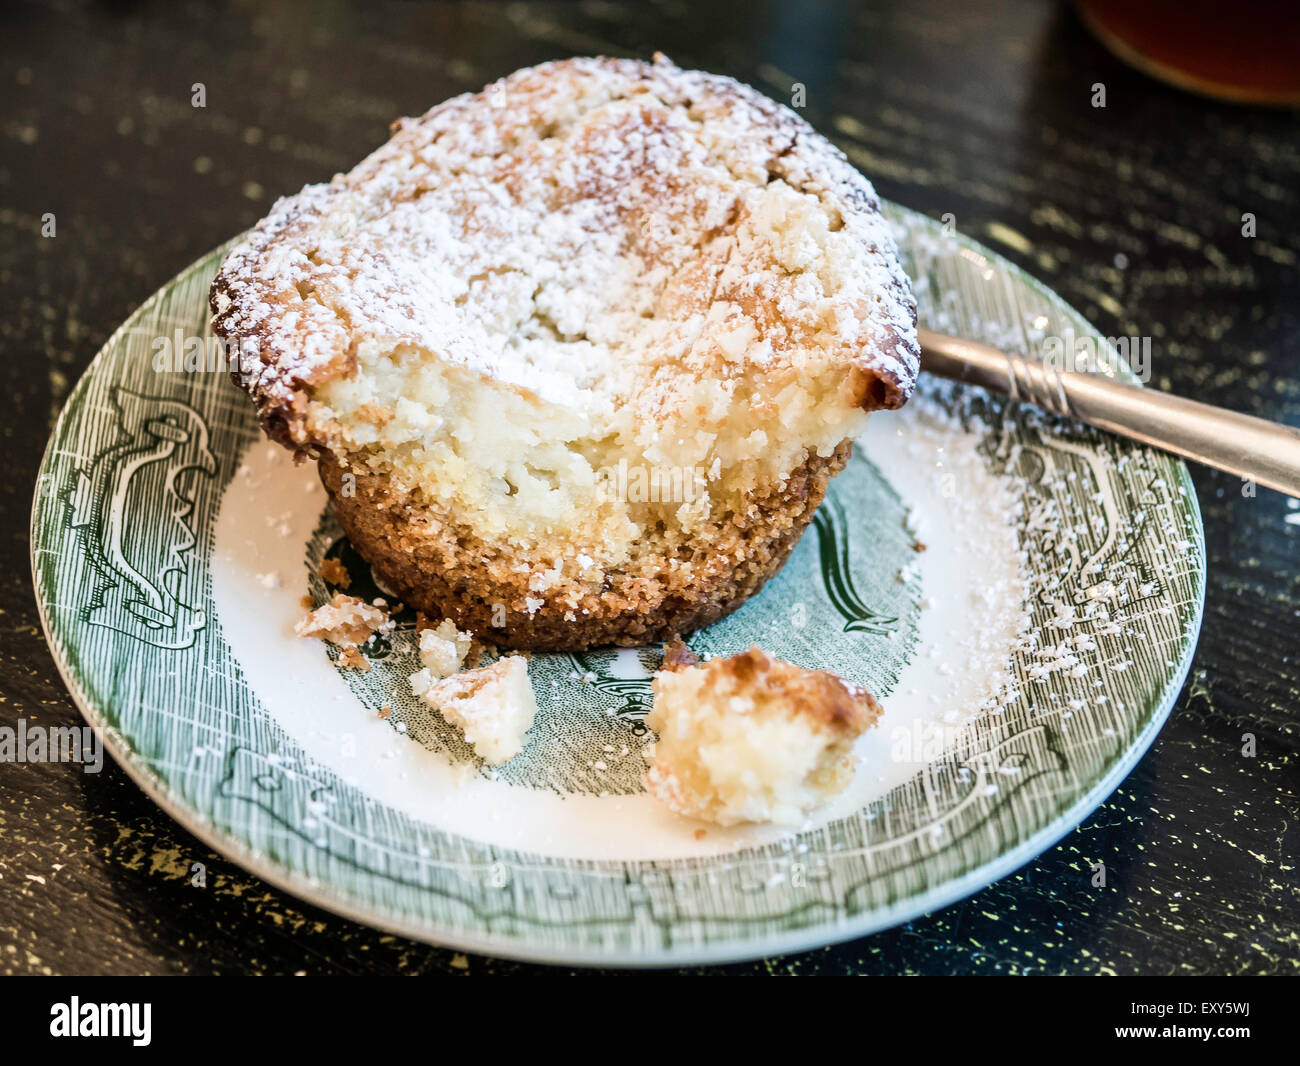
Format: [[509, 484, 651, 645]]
[[320, 442, 851, 651], [691, 647, 883, 736]]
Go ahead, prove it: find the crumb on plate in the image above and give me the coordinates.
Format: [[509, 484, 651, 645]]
[[318, 556, 352, 588], [411, 655, 539, 765], [294, 593, 392, 646]]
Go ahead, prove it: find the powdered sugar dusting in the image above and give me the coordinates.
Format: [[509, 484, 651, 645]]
[[210, 55, 918, 449]]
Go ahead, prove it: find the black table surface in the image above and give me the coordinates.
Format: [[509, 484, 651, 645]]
[[2, 0, 1296, 976]]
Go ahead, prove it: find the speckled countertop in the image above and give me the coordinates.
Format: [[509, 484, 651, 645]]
[[1, 0, 1296, 975]]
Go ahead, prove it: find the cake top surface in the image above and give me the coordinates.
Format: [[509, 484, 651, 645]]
[[655, 646, 882, 737], [210, 54, 919, 451]]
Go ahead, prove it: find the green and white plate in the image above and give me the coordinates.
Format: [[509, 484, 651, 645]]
[[32, 204, 1205, 966]]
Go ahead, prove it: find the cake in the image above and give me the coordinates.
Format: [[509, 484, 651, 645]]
[[294, 593, 394, 670], [645, 647, 882, 825], [411, 618, 474, 681], [211, 55, 919, 651], [410, 655, 539, 765]]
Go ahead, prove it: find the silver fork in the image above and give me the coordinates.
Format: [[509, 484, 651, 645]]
[[919, 327, 1300, 498]]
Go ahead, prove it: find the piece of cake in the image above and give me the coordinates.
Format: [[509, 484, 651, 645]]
[[294, 593, 390, 645], [212, 55, 919, 650], [410, 655, 539, 765], [407, 618, 474, 705], [645, 647, 882, 826], [294, 593, 394, 671], [413, 618, 474, 680], [317, 556, 352, 588]]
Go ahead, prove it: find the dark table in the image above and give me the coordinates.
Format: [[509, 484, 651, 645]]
[[2, 0, 1296, 976]]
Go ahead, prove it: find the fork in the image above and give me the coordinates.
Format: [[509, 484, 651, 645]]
[[918, 327, 1300, 498]]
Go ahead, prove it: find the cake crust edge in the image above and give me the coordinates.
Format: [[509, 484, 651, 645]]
[[319, 442, 851, 651]]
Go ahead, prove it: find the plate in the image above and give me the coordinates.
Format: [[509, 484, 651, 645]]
[[31, 203, 1206, 966]]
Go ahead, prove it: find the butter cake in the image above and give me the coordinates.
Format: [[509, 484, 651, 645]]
[[410, 655, 539, 765], [412, 618, 474, 680], [294, 593, 395, 672], [645, 647, 882, 825], [212, 55, 919, 650], [295, 593, 393, 646]]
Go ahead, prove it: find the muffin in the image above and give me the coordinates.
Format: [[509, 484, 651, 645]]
[[645, 647, 882, 825], [211, 55, 919, 650]]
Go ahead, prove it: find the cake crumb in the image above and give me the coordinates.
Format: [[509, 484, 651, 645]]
[[318, 556, 352, 588], [295, 593, 392, 646], [661, 638, 698, 671], [465, 638, 494, 669], [415, 618, 474, 679], [338, 646, 370, 672], [411, 656, 539, 764]]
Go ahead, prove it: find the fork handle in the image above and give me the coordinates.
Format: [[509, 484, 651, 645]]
[[918, 327, 1300, 498]]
